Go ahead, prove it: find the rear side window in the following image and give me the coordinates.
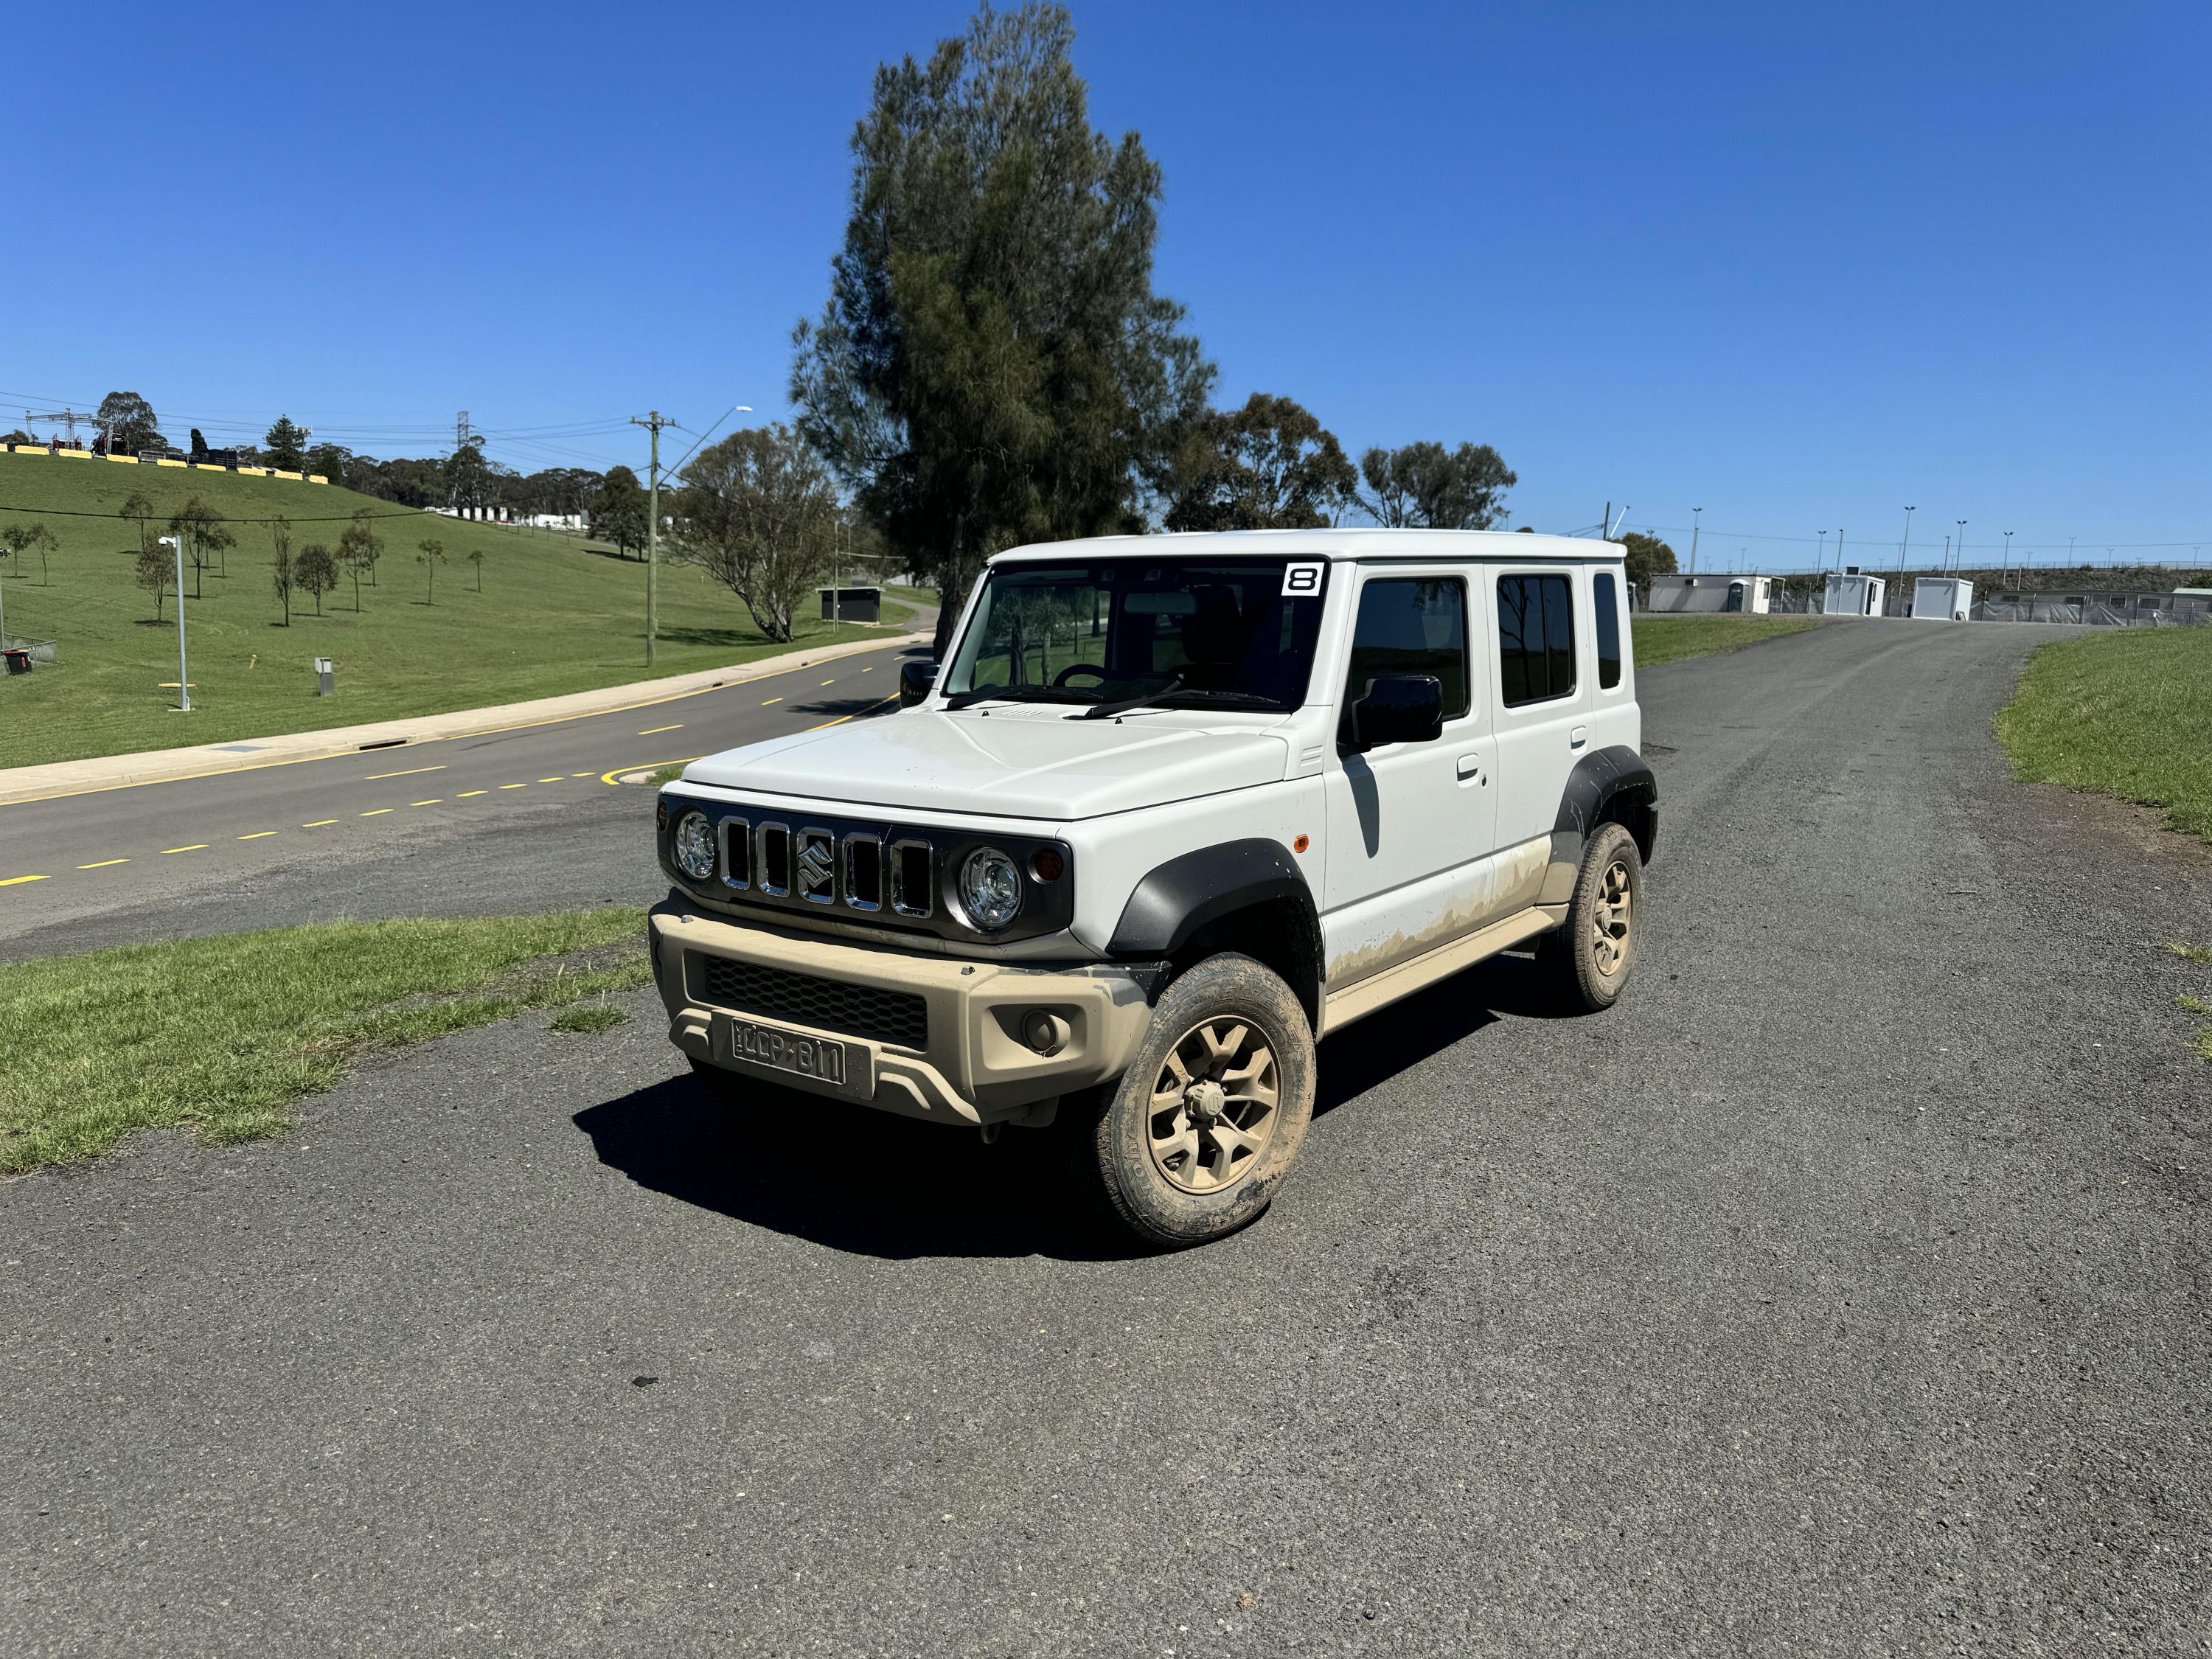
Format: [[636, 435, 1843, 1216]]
[[1595, 571, 1621, 689], [1497, 574, 1576, 706], [1343, 578, 1469, 718]]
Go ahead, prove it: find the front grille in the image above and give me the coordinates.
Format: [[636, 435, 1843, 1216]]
[[695, 954, 928, 1049]]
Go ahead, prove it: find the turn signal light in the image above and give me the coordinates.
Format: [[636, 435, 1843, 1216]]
[[1029, 847, 1065, 882]]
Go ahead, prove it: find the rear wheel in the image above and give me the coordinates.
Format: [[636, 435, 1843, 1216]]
[[1067, 953, 1316, 1248], [1539, 821, 1644, 1012]]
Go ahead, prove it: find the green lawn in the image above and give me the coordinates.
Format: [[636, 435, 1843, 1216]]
[[1632, 612, 1820, 667], [0, 450, 915, 768], [1995, 627, 2212, 844], [0, 908, 649, 1172]]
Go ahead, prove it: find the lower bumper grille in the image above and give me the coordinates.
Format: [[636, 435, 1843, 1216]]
[[694, 954, 929, 1049]]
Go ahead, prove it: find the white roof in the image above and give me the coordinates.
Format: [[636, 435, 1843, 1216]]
[[990, 528, 1619, 565]]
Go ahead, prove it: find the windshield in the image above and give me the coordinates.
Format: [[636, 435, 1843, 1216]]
[[942, 557, 1330, 712]]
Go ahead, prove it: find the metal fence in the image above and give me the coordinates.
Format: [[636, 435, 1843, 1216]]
[[1757, 589, 2211, 627]]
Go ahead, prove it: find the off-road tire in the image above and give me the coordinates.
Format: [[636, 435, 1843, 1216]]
[[1067, 953, 1317, 1248], [1539, 821, 1644, 1012]]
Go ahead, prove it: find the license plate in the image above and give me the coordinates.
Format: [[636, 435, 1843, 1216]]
[[719, 1015, 856, 1091]]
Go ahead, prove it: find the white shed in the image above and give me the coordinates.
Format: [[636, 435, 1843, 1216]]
[[1911, 577, 1975, 620], [1823, 572, 1886, 617], [1646, 573, 1772, 614]]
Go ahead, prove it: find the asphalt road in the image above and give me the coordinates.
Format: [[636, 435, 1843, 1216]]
[[0, 636, 925, 958], [4, 619, 2211, 1656]]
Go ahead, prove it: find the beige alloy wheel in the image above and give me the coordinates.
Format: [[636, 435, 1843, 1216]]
[[1590, 856, 1633, 979], [1069, 951, 1316, 1248], [1145, 1018, 1281, 1195], [1543, 821, 1644, 1012]]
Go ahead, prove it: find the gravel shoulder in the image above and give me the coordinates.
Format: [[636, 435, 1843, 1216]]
[[3, 619, 2208, 1657]]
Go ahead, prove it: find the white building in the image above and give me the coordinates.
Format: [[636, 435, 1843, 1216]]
[[1645, 573, 1772, 614], [1911, 577, 1975, 620], [1823, 572, 1887, 616]]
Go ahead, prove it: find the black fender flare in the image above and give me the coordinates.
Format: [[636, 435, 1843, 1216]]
[[1107, 838, 1318, 959], [1554, 744, 1659, 864]]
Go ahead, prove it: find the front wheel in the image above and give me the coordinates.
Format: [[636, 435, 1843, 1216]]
[[1068, 953, 1316, 1248], [1539, 821, 1644, 1012]]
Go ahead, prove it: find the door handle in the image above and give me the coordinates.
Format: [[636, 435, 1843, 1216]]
[[1456, 754, 1484, 784], [1569, 726, 1588, 750]]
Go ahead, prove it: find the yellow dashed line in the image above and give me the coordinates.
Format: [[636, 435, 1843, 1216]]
[[498, 782, 527, 790], [360, 808, 393, 818], [3, 872, 52, 886], [457, 790, 487, 798], [161, 844, 209, 855], [571, 771, 595, 778], [761, 697, 783, 705], [303, 819, 338, 827], [364, 763, 444, 781], [639, 723, 684, 736], [860, 666, 874, 673], [537, 776, 563, 783], [237, 832, 277, 841], [80, 858, 131, 868], [820, 678, 836, 686], [411, 799, 442, 807]]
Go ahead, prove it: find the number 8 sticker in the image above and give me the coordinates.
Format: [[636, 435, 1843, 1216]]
[[1281, 561, 1324, 597]]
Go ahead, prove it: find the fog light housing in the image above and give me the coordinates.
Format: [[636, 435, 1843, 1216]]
[[1021, 1009, 1069, 1055], [673, 810, 717, 882]]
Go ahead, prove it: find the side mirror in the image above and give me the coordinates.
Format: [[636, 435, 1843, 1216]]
[[1348, 673, 1444, 751], [898, 658, 939, 708]]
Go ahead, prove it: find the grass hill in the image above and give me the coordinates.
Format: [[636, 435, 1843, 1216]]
[[0, 451, 914, 769]]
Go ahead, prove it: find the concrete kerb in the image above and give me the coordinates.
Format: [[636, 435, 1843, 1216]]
[[0, 630, 932, 808]]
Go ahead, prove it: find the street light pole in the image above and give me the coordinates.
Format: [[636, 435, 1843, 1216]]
[[1815, 530, 1828, 575], [1898, 506, 1916, 577], [161, 534, 189, 711], [630, 411, 677, 667], [1688, 507, 1702, 574], [2002, 530, 2014, 582], [1955, 519, 1966, 576]]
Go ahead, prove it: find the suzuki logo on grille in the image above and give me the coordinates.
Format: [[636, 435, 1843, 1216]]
[[798, 831, 836, 902]]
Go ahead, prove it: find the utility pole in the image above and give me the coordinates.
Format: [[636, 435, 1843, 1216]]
[[1898, 506, 1915, 576], [1688, 506, 1702, 574], [161, 535, 189, 711], [630, 411, 678, 666]]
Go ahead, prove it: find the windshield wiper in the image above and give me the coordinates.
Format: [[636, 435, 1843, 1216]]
[[942, 685, 1084, 711], [1078, 670, 1188, 720]]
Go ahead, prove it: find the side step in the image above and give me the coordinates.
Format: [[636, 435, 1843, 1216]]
[[1317, 904, 1565, 1038]]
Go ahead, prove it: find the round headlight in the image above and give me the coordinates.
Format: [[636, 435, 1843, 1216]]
[[673, 810, 717, 882], [957, 847, 1022, 932]]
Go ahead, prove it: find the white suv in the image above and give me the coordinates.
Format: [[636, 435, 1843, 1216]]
[[652, 529, 1655, 1245]]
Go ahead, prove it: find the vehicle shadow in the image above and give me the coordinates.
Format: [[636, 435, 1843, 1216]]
[[1312, 949, 1576, 1119], [573, 1076, 1142, 1263]]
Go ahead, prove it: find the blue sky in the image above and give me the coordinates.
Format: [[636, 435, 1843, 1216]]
[[10, 1, 2206, 570]]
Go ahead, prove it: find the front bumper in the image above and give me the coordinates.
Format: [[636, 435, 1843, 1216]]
[[650, 900, 1155, 1126]]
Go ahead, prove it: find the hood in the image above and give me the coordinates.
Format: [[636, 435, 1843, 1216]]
[[684, 706, 1292, 821]]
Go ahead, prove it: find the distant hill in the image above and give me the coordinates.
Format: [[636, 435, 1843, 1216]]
[[0, 450, 910, 768]]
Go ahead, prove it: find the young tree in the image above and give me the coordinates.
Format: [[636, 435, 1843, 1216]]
[[675, 425, 838, 644], [295, 544, 338, 616], [591, 465, 649, 557], [118, 490, 156, 559], [136, 542, 174, 622], [1357, 441, 1517, 529], [94, 391, 164, 454], [263, 415, 309, 471], [270, 514, 295, 625], [337, 509, 383, 606], [188, 428, 209, 462], [417, 536, 448, 603], [790, 1, 1213, 653], [1163, 393, 1357, 531], [167, 498, 232, 597], [1, 523, 58, 585], [467, 548, 485, 591]]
